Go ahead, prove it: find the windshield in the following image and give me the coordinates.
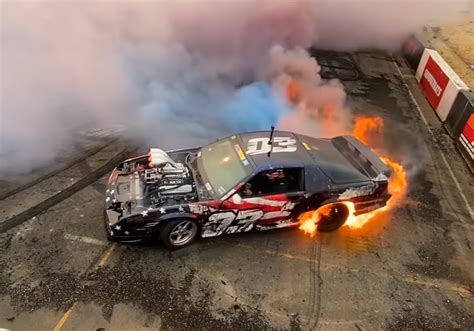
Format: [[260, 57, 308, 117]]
[[200, 138, 253, 198]]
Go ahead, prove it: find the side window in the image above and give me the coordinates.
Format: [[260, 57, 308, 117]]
[[239, 168, 304, 197]]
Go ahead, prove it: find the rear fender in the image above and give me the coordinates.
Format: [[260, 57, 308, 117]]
[[292, 192, 338, 216]]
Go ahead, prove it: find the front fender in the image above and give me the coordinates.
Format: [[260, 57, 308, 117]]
[[152, 212, 201, 236], [157, 212, 201, 223]]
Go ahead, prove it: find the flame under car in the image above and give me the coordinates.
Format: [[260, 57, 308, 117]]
[[104, 130, 391, 249]]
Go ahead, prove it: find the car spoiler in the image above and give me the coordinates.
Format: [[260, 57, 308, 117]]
[[331, 135, 391, 181]]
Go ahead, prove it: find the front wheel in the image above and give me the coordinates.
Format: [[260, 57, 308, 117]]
[[160, 219, 198, 250], [317, 203, 349, 232]]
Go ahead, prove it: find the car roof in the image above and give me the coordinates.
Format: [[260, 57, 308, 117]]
[[237, 130, 315, 171]]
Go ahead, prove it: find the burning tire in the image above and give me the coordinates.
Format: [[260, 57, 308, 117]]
[[316, 203, 349, 232], [160, 219, 198, 249]]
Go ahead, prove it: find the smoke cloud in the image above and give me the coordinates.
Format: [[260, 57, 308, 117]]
[[0, 0, 470, 175]]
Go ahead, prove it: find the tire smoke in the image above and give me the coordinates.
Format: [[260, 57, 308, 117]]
[[0, 0, 469, 175]]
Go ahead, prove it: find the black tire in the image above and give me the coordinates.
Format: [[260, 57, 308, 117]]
[[159, 219, 199, 250], [317, 203, 349, 232]]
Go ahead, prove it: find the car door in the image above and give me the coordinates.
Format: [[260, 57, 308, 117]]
[[214, 167, 306, 234]]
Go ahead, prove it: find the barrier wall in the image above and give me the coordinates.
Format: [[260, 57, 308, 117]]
[[415, 49, 469, 122], [402, 36, 473, 171], [458, 114, 474, 167], [447, 91, 474, 169], [445, 90, 474, 138]]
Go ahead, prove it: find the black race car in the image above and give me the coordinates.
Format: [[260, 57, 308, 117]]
[[104, 129, 391, 249]]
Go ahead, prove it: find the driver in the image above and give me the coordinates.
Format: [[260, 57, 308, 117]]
[[241, 182, 253, 197], [265, 169, 285, 180], [241, 169, 288, 197], [264, 169, 288, 192]]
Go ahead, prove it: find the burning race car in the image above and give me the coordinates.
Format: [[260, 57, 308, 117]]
[[105, 129, 391, 249]]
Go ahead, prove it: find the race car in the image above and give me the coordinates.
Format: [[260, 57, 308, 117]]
[[104, 129, 391, 249]]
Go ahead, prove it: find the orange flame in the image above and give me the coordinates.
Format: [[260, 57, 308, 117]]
[[342, 156, 407, 229], [299, 217, 317, 236], [298, 204, 332, 236], [378, 156, 408, 209], [299, 116, 408, 236], [285, 79, 301, 103], [351, 116, 384, 145]]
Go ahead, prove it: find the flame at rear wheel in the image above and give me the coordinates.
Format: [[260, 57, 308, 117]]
[[286, 104, 407, 237], [297, 132, 408, 237], [299, 203, 350, 236], [317, 203, 350, 232]]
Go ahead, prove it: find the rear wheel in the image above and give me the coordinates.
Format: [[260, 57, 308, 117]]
[[317, 203, 349, 232], [160, 219, 198, 249]]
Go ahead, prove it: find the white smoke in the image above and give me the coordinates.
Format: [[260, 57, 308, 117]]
[[261, 46, 352, 137], [312, 0, 472, 50], [0, 0, 470, 175]]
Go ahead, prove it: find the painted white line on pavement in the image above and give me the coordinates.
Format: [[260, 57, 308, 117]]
[[393, 62, 474, 221], [63, 233, 107, 246]]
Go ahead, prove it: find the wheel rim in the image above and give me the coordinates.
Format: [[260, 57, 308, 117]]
[[169, 221, 197, 246]]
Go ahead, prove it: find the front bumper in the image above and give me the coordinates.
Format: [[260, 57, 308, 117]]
[[103, 209, 151, 243]]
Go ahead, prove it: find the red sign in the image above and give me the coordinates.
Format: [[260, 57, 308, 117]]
[[420, 57, 449, 109], [462, 114, 474, 144]]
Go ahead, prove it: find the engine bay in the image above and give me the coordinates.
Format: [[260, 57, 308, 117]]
[[113, 149, 198, 216]]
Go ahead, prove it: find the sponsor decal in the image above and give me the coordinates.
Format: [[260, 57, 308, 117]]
[[420, 57, 449, 109], [188, 204, 217, 215], [338, 185, 374, 199], [423, 70, 443, 96], [234, 143, 247, 161], [202, 209, 264, 237]]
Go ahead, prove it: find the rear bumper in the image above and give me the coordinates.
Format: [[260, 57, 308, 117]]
[[353, 194, 391, 215]]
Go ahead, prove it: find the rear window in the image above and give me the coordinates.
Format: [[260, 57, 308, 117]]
[[297, 136, 368, 183]]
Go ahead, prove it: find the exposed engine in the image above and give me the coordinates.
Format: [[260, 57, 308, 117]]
[[114, 148, 198, 215]]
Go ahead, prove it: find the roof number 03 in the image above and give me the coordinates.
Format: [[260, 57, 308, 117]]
[[246, 137, 297, 155]]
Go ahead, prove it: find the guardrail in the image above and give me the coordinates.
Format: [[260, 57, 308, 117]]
[[445, 90, 474, 171], [401, 35, 473, 171], [415, 48, 470, 122]]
